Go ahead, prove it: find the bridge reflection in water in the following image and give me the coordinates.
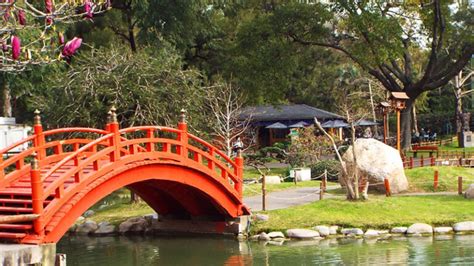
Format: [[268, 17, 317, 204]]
[[58, 234, 474, 265]]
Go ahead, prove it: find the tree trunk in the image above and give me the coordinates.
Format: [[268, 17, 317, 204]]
[[455, 90, 463, 134], [1, 78, 11, 117], [401, 98, 414, 150], [412, 105, 419, 134]]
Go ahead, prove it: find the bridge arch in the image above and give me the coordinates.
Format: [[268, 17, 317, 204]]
[[0, 109, 249, 244]]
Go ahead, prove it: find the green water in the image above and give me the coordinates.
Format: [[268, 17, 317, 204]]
[[57, 235, 474, 265]]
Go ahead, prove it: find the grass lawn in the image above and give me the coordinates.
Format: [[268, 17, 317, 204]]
[[252, 195, 474, 233], [405, 166, 474, 192], [243, 168, 289, 179], [244, 180, 330, 197]]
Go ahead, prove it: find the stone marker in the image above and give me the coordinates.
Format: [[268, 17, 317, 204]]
[[286, 229, 320, 239], [406, 223, 433, 235]]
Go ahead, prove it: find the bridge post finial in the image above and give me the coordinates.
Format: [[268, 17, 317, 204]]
[[33, 110, 46, 160], [33, 109, 41, 125], [110, 106, 118, 123], [179, 109, 187, 124]]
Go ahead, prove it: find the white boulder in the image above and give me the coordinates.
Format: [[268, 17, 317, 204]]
[[434, 227, 453, 234], [342, 139, 408, 194], [286, 229, 320, 239], [267, 231, 285, 239], [94, 222, 116, 235], [76, 220, 98, 235], [329, 226, 339, 235], [453, 221, 474, 232], [341, 228, 364, 236], [313, 226, 330, 237], [364, 229, 380, 238], [465, 184, 474, 199], [391, 227, 408, 234], [118, 217, 148, 234], [264, 176, 281, 184], [406, 223, 433, 235]]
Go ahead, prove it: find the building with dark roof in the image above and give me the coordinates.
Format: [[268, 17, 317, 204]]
[[239, 104, 343, 147]]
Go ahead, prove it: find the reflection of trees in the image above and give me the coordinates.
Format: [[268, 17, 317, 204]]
[[57, 235, 474, 265]]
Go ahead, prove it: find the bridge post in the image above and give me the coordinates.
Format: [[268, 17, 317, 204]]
[[31, 158, 44, 237], [177, 109, 188, 158], [107, 106, 121, 162], [33, 110, 46, 160], [234, 149, 244, 198]]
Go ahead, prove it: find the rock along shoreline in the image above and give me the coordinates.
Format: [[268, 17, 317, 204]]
[[69, 213, 474, 244]]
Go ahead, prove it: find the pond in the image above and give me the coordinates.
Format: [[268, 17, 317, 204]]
[[57, 234, 474, 265]]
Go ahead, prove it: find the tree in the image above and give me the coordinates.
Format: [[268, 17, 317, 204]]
[[452, 67, 474, 134], [258, 1, 473, 149], [205, 80, 252, 157], [0, 0, 110, 116], [32, 44, 206, 130]]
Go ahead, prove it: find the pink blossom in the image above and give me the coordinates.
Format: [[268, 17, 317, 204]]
[[45, 0, 53, 24], [16, 10, 26, 25], [11, 36, 20, 60], [62, 37, 82, 58], [84, 0, 93, 19]]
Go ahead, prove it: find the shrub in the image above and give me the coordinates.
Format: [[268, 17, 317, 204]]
[[310, 160, 341, 181]]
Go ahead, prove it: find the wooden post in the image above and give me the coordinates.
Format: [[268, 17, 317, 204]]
[[434, 170, 439, 190], [431, 157, 435, 166], [234, 149, 244, 198], [323, 169, 327, 192], [262, 174, 266, 211], [410, 157, 414, 169], [458, 176, 463, 195], [33, 110, 46, 160], [319, 182, 324, 200], [31, 158, 44, 236], [420, 155, 424, 167], [177, 109, 188, 158], [107, 106, 120, 162], [383, 112, 388, 144], [396, 109, 401, 153], [384, 178, 391, 197]]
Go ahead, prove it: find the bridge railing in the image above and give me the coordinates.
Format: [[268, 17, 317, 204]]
[[0, 118, 109, 189], [25, 108, 243, 236]]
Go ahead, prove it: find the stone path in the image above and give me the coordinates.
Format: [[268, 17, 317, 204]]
[[243, 185, 341, 212]]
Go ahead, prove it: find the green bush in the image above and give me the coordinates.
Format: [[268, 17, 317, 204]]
[[310, 160, 341, 181]]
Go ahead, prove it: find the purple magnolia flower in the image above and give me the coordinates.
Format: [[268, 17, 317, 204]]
[[11, 36, 20, 60], [16, 10, 26, 25], [45, 0, 53, 24], [84, 0, 93, 19], [62, 37, 82, 58]]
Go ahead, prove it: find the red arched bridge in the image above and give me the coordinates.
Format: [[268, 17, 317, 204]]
[[0, 109, 249, 244]]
